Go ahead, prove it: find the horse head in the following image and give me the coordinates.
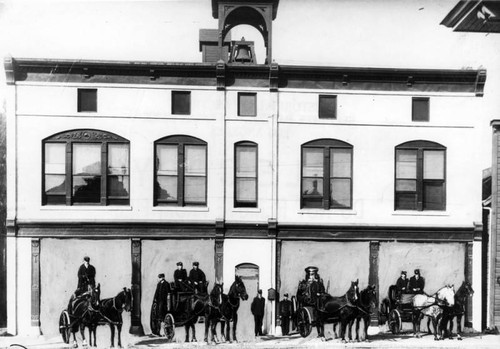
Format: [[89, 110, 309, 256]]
[[230, 276, 248, 301], [362, 284, 378, 309], [210, 282, 224, 306], [122, 287, 132, 312], [436, 284, 455, 307], [347, 279, 360, 304], [91, 283, 101, 307], [462, 281, 474, 297]]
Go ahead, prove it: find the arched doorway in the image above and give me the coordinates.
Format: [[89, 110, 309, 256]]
[[235, 263, 259, 341]]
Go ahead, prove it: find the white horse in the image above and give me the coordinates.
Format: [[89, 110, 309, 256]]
[[412, 285, 455, 340]]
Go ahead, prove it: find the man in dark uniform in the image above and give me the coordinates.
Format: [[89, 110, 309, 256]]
[[77, 256, 96, 295], [251, 289, 265, 337], [154, 273, 171, 317], [396, 271, 409, 295], [305, 266, 325, 307], [409, 269, 425, 294], [173, 262, 188, 291], [279, 293, 292, 336], [188, 261, 206, 293]]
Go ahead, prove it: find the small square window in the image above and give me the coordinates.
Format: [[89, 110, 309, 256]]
[[77, 89, 97, 112], [238, 93, 257, 116], [412, 97, 429, 122], [319, 95, 337, 119], [172, 91, 191, 115]]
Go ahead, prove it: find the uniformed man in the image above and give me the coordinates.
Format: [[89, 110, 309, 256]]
[[154, 273, 171, 318], [251, 289, 265, 337], [409, 269, 425, 294], [77, 256, 96, 295], [396, 271, 409, 295], [173, 262, 188, 291], [304, 266, 325, 307], [188, 261, 206, 293], [279, 293, 292, 336]]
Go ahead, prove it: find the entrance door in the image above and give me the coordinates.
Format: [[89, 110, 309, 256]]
[[235, 263, 259, 342]]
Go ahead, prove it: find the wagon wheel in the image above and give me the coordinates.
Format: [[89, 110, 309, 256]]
[[59, 310, 71, 344], [296, 307, 313, 338], [388, 309, 402, 334], [163, 313, 175, 341], [150, 302, 161, 336]]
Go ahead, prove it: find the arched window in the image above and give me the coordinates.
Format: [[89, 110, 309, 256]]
[[154, 135, 207, 206], [301, 139, 353, 209], [42, 129, 130, 205], [234, 141, 258, 208], [395, 140, 446, 211]]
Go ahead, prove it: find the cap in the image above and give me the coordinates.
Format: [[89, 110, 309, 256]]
[[401, 271, 407, 275], [176, 262, 183, 267], [83, 256, 90, 262], [193, 262, 199, 266], [414, 269, 420, 275], [284, 293, 289, 298], [305, 266, 319, 273], [258, 289, 262, 294], [158, 273, 165, 278]]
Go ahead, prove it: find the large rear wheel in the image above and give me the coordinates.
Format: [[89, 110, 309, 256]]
[[150, 302, 161, 336], [296, 307, 313, 338], [388, 309, 402, 334], [163, 313, 175, 342], [59, 310, 71, 344]]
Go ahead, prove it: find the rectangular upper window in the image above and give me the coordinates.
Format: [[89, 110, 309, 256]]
[[412, 97, 429, 122], [172, 91, 191, 115], [319, 95, 337, 119], [238, 92, 257, 116], [77, 89, 97, 112]]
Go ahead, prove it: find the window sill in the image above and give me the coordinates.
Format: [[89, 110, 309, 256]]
[[152, 206, 210, 212], [40, 206, 133, 211], [392, 211, 449, 217], [298, 209, 357, 215], [232, 208, 261, 213]]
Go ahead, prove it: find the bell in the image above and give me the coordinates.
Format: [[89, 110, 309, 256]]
[[234, 45, 252, 62]]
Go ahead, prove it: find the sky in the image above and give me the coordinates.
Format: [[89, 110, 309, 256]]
[[1, 0, 500, 165]]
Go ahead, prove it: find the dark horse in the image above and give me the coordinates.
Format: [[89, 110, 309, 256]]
[[68, 284, 101, 348], [86, 287, 132, 348], [437, 281, 474, 340], [204, 276, 248, 343], [352, 285, 377, 342], [319, 280, 359, 343]]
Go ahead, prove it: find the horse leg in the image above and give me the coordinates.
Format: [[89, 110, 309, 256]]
[[220, 321, 225, 342], [364, 315, 370, 341], [232, 313, 238, 342], [72, 331, 79, 348], [117, 324, 123, 348], [79, 323, 87, 347], [340, 320, 347, 343], [204, 316, 210, 343], [332, 322, 338, 339], [225, 320, 230, 343], [427, 317, 432, 334], [456, 315, 462, 340], [184, 323, 190, 343], [110, 324, 115, 348], [432, 317, 439, 341]]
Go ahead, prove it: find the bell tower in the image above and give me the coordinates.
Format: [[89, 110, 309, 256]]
[[212, 0, 280, 64]]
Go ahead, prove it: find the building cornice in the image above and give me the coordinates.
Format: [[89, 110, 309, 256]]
[[5, 57, 487, 96]]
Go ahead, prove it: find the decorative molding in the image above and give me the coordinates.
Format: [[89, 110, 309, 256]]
[[216, 60, 226, 90], [215, 238, 224, 281], [269, 62, 279, 92], [268, 218, 277, 237], [465, 241, 473, 328], [6, 219, 16, 237], [474, 70, 487, 97], [53, 130, 119, 141], [31, 239, 41, 327], [369, 241, 380, 325]]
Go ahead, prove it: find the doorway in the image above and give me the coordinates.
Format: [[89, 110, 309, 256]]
[[235, 263, 259, 341]]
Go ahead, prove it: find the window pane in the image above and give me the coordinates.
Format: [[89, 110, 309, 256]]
[[72, 175, 101, 203], [172, 91, 191, 115], [45, 143, 65, 174], [236, 178, 256, 201], [185, 177, 206, 203], [330, 179, 351, 208], [303, 148, 323, 177], [185, 146, 206, 176], [424, 181, 445, 210], [396, 150, 417, 179], [108, 144, 129, 175], [73, 144, 101, 175], [302, 178, 323, 197], [45, 175, 66, 195], [331, 149, 351, 177], [108, 176, 129, 197], [238, 93, 256, 116], [395, 193, 417, 210], [319, 95, 337, 119], [424, 150, 444, 180], [156, 176, 177, 201], [78, 89, 97, 112], [396, 179, 417, 192], [412, 98, 429, 122], [157, 145, 178, 176], [236, 146, 257, 177]]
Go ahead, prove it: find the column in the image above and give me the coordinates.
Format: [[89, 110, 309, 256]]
[[369, 241, 380, 326], [129, 238, 144, 335], [31, 239, 41, 334]]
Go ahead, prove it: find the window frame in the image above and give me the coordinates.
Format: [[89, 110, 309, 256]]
[[394, 140, 446, 211], [77, 88, 97, 113], [412, 97, 430, 122], [42, 129, 130, 206], [237, 92, 257, 117], [318, 94, 337, 119], [234, 141, 258, 208], [154, 135, 207, 206], [300, 139, 353, 210], [171, 91, 191, 115]]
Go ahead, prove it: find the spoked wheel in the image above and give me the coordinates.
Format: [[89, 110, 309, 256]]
[[59, 310, 71, 344], [296, 307, 313, 338], [150, 302, 161, 336], [388, 309, 402, 334], [163, 313, 175, 342]]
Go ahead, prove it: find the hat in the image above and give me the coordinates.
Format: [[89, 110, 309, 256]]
[[284, 293, 289, 298], [305, 266, 319, 273], [401, 271, 407, 275], [158, 273, 165, 278], [193, 262, 199, 266], [414, 269, 420, 275], [176, 262, 183, 267], [83, 256, 90, 262], [258, 289, 262, 294]]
